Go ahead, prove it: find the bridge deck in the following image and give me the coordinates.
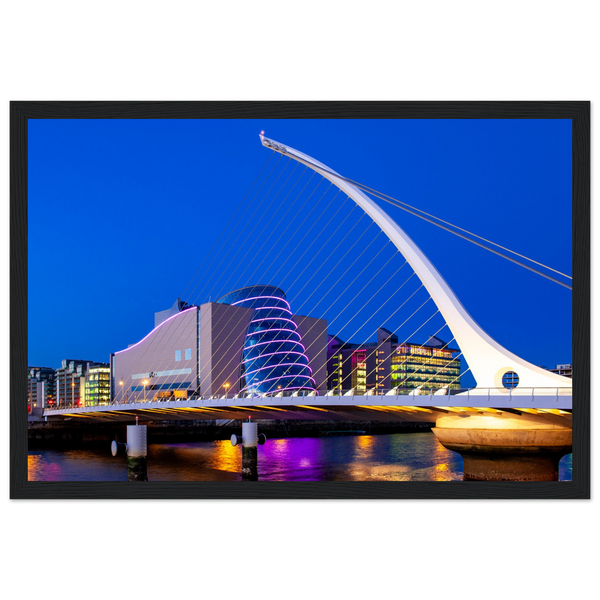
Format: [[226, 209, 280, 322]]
[[43, 391, 572, 424]]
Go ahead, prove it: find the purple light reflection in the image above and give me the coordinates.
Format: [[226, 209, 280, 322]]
[[258, 437, 325, 482]]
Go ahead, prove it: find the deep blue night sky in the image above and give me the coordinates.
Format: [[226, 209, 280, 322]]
[[28, 118, 572, 388]]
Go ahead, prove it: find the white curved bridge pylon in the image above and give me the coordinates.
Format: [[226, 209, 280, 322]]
[[260, 135, 571, 392]]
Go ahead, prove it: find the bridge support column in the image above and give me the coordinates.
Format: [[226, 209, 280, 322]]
[[231, 420, 266, 481], [111, 423, 148, 481], [432, 412, 572, 481]]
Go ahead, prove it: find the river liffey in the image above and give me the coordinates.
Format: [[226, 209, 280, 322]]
[[27, 432, 573, 482]]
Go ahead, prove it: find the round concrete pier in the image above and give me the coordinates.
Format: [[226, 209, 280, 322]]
[[432, 413, 572, 481]]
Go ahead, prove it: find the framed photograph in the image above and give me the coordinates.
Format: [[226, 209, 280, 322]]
[[11, 101, 590, 499]]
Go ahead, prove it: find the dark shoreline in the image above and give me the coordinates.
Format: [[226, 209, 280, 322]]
[[28, 419, 434, 449]]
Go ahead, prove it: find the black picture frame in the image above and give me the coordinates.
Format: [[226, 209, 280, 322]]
[[5, 96, 597, 506]]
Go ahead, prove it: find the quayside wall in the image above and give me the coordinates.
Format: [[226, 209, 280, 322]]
[[28, 419, 433, 448]]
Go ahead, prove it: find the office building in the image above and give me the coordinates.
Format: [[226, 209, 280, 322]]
[[55, 359, 106, 407], [28, 367, 55, 414], [327, 328, 461, 393], [549, 364, 572, 378], [82, 364, 111, 405]]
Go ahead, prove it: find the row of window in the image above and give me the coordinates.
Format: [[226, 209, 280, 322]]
[[395, 347, 454, 358], [175, 348, 193, 361], [391, 356, 459, 367], [391, 365, 460, 375], [393, 356, 447, 366], [391, 373, 458, 383], [131, 368, 192, 380], [131, 381, 194, 392]]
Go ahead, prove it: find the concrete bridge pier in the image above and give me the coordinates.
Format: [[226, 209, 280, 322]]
[[111, 423, 148, 481], [231, 420, 266, 481], [432, 412, 572, 481]]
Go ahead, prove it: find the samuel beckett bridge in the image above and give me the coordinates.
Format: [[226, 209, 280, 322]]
[[45, 135, 572, 481]]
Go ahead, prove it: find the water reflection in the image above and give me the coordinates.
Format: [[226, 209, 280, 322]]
[[147, 442, 240, 481], [27, 432, 574, 483], [28, 449, 125, 481], [166, 433, 466, 482]]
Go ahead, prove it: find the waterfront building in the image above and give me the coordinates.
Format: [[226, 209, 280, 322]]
[[216, 286, 320, 396], [549, 363, 572, 378], [55, 359, 104, 407], [327, 335, 374, 394], [82, 364, 111, 405], [111, 301, 199, 403], [327, 329, 461, 393], [154, 297, 190, 328], [112, 286, 327, 401], [28, 367, 55, 413]]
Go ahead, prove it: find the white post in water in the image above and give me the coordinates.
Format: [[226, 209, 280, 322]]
[[111, 419, 148, 481], [231, 419, 266, 480]]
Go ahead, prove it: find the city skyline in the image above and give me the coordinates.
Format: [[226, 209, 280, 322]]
[[28, 118, 572, 389]]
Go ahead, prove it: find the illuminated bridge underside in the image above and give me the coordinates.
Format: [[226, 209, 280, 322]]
[[44, 392, 572, 425]]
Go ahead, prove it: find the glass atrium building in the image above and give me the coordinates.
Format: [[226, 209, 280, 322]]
[[216, 285, 316, 396]]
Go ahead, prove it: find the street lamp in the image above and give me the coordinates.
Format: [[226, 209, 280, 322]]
[[71, 381, 75, 407], [119, 380, 124, 403], [224, 382, 230, 397], [142, 380, 148, 402]]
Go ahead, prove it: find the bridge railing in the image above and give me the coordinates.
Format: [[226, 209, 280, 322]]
[[42, 386, 572, 412]]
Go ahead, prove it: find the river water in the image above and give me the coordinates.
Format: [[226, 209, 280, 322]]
[[27, 432, 573, 482]]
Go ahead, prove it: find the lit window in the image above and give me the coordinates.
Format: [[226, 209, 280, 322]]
[[175, 350, 181, 362], [185, 348, 192, 360]]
